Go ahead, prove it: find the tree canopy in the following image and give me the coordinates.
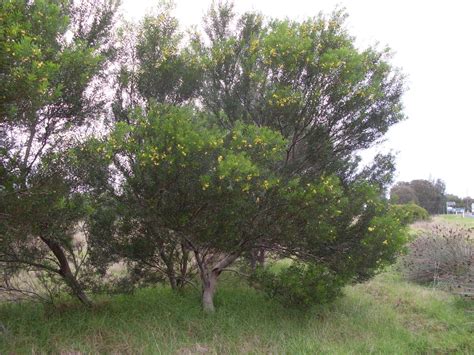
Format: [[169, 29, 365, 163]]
[[0, 0, 118, 304], [1, 1, 408, 312]]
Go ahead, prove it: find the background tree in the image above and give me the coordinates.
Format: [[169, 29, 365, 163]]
[[462, 197, 474, 212], [112, 4, 202, 122], [445, 193, 462, 207], [0, 0, 118, 304], [414, 179, 445, 214], [445, 194, 473, 212], [390, 179, 446, 214], [390, 182, 419, 204]]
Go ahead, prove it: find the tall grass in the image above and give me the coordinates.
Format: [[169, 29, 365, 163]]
[[1, 271, 472, 354]]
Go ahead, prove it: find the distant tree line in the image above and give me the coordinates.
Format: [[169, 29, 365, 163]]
[[390, 179, 473, 214]]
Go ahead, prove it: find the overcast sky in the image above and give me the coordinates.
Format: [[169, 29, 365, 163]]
[[122, 0, 474, 197]]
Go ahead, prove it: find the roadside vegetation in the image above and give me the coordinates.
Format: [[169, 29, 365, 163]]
[[437, 215, 474, 228], [1, 269, 472, 354], [1, 217, 473, 354], [1, 1, 473, 353]]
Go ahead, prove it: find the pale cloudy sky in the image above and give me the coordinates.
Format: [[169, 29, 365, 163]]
[[122, 0, 474, 196]]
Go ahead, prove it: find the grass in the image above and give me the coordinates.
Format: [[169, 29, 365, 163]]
[[1, 270, 472, 354], [2, 216, 472, 353], [436, 214, 474, 228]]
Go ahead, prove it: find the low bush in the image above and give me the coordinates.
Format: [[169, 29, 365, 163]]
[[250, 263, 346, 308], [390, 203, 429, 225], [402, 224, 473, 297]]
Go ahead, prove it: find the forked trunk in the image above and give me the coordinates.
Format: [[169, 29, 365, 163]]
[[193, 247, 242, 312]]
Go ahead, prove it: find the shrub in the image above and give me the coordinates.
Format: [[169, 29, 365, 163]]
[[390, 203, 429, 225], [250, 263, 346, 308], [402, 224, 473, 297]]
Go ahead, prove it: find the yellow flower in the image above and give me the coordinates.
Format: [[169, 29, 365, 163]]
[[383, 240, 389, 245], [368, 227, 375, 232], [262, 180, 270, 190], [217, 155, 223, 162]]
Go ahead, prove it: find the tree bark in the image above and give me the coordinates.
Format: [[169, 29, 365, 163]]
[[167, 271, 178, 290], [160, 250, 178, 291], [202, 271, 218, 313], [40, 237, 92, 306], [257, 248, 265, 267], [194, 249, 242, 312]]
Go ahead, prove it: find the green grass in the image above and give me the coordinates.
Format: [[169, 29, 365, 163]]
[[436, 214, 474, 228], [1, 271, 472, 354]]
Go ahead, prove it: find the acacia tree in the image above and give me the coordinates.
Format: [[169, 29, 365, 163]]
[[0, 0, 118, 305], [200, 3, 404, 179], [82, 105, 406, 312], [197, 2, 405, 265], [76, 7, 206, 289], [78, 3, 408, 311]]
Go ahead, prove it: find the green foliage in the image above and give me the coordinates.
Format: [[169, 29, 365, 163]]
[[201, 4, 405, 181], [251, 263, 346, 308], [390, 203, 430, 225], [1, 1, 409, 311], [135, 10, 202, 104], [390, 179, 446, 214], [0, 0, 116, 127], [112, 4, 202, 121], [0, 0, 118, 305], [81, 104, 407, 308], [81, 104, 290, 289]]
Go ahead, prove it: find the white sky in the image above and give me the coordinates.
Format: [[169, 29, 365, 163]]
[[122, 0, 474, 197]]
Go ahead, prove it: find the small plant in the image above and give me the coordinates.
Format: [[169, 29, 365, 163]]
[[402, 224, 473, 297]]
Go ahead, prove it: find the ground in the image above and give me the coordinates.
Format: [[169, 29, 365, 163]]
[[0, 217, 473, 354]]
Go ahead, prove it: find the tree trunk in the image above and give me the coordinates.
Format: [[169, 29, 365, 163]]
[[160, 250, 178, 291], [192, 246, 243, 312], [62, 267, 92, 307], [202, 272, 218, 313], [249, 249, 258, 271], [167, 271, 178, 290], [40, 237, 92, 306], [257, 248, 265, 267], [177, 244, 189, 289]]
